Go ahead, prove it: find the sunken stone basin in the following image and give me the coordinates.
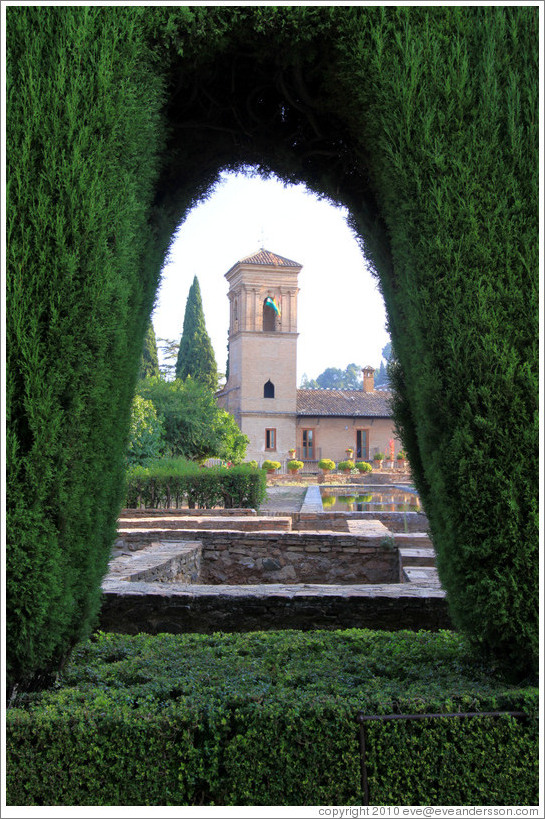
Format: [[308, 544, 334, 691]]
[[99, 515, 450, 635]]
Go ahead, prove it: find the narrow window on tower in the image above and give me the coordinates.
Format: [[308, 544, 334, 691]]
[[265, 428, 276, 451], [264, 380, 275, 398]]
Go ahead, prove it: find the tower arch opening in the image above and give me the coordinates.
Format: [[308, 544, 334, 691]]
[[263, 299, 277, 332]]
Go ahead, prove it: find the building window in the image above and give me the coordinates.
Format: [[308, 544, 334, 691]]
[[265, 428, 276, 450], [301, 428, 315, 459], [263, 298, 277, 332], [356, 429, 369, 461], [264, 380, 275, 398]]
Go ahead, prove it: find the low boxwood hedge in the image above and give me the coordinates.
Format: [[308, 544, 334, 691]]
[[125, 459, 267, 510], [6, 629, 538, 806]]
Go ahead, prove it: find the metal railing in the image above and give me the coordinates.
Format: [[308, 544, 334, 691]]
[[355, 710, 528, 806]]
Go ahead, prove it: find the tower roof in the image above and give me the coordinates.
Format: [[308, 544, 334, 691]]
[[227, 249, 301, 274]]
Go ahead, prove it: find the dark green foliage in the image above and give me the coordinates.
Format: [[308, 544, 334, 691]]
[[125, 459, 267, 510], [6, 630, 538, 806], [138, 321, 160, 379], [175, 276, 218, 391], [7, 4, 538, 693], [137, 377, 248, 462], [6, 5, 168, 694]]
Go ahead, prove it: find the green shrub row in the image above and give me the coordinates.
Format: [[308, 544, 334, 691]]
[[6, 630, 538, 806], [125, 458, 267, 510]]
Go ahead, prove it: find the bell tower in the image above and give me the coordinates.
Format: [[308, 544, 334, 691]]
[[217, 249, 301, 463]]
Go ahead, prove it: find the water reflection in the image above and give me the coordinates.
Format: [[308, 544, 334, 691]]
[[321, 488, 420, 512]]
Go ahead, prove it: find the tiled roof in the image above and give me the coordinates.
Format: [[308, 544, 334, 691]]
[[236, 249, 301, 268], [297, 388, 393, 418]]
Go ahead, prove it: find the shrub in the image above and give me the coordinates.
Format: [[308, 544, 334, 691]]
[[218, 464, 267, 509], [355, 461, 372, 473], [125, 459, 266, 510], [318, 458, 335, 471], [287, 459, 303, 471], [373, 453, 385, 461], [262, 460, 281, 472], [6, 630, 538, 806], [338, 460, 355, 471]]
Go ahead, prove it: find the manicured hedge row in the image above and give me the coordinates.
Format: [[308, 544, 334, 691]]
[[125, 459, 267, 510], [6, 630, 538, 806]]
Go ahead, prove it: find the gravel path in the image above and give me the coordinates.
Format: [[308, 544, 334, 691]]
[[259, 485, 308, 514]]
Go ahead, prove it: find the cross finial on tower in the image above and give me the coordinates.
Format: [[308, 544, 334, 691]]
[[259, 226, 267, 250]]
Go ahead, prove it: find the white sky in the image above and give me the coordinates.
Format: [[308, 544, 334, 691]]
[[153, 170, 390, 384]]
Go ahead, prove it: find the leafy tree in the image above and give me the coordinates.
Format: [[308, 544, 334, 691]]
[[137, 377, 248, 462], [139, 321, 160, 379], [299, 372, 319, 388], [304, 363, 363, 390], [157, 338, 180, 381], [126, 395, 165, 465], [175, 276, 218, 391], [316, 367, 345, 389], [344, 363, 363, 390]]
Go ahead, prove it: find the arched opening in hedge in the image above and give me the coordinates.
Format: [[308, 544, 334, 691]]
[[6, 5, 538, 693]]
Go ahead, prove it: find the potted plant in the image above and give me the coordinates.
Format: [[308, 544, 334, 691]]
[[355, 461, 372, 473], [262, 459, 281, 475], [338, 459, 355, 475], [287, 459, 303, 475], [397, 450, 407, 469], [373, 452, 384, 468], [345, 447, 354, 459], [318, 458, 335, 475], [288, 447, 297, 459]]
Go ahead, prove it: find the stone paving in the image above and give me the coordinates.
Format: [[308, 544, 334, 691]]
[[103, 481, 446, 634], [259, 485, 308, 514]]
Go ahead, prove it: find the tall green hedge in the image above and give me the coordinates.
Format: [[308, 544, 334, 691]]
[[125, 459, 267, 510], [6, 6, 168, 693], [7, 5, 538, 692]]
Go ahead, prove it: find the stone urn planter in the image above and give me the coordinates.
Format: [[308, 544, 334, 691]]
[[318, 458, 335, 477], [287, 459, 303, 476], [373, 454, 384, 469], [338, 460, 355, 475], [262, 460, 281, 476]]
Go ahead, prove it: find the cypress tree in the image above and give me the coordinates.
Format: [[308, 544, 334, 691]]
[[175, 276, 218, 391], [139, 321, 160, 379]]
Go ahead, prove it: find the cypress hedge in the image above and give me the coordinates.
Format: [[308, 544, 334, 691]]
[[6, 630, 538, 806], [7, 5, 538, 693]]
